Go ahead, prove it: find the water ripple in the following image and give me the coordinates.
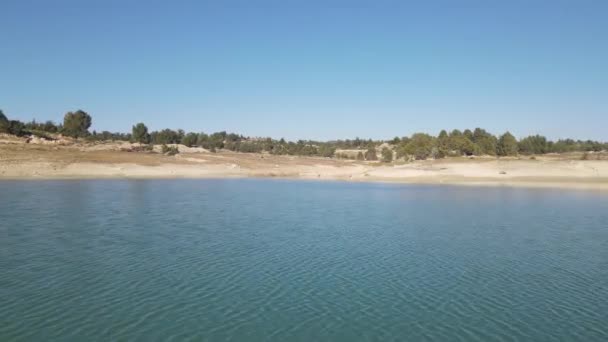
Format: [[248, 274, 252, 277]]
[[1, 180, 608, 341]]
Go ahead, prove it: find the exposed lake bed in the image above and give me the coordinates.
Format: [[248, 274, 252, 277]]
[[1, 139, 607, 191]]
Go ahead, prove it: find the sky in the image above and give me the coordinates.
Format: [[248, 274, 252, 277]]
[[1, 0, 607, 141]]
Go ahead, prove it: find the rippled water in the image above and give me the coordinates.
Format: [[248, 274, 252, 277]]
[[1, 180, 608, 341]]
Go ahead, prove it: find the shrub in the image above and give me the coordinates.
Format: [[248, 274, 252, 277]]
[[161, 144, 179, 155], [381, 147, 393, 163], [318, 145, 336, 158], [181, 132, 198, 147], [8, 120, 25, 136]]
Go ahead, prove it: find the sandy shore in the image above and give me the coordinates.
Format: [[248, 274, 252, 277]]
[[1, 137, 607, 191]]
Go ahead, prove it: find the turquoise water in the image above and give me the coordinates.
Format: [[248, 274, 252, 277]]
[[1, 180, 607, 341]]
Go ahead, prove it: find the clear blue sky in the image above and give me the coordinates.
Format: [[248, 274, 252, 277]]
[[1, 0, 607, 141]]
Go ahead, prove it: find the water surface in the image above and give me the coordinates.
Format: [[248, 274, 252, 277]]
[[1, 180, 607, 341]]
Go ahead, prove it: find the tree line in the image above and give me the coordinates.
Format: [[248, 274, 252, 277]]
[[1, 109, 606, 160]]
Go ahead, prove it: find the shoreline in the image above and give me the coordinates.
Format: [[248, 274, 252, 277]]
[[1, 141, 607, 192], [1, 161, 607, 192]]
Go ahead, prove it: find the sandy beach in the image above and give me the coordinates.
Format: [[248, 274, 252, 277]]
[[1, 135, 607, 191]]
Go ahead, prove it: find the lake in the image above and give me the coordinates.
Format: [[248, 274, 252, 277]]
[[1, 180, 607, 341]]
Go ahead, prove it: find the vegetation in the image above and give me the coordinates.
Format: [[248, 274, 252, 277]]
[[1, 110, 27, 136], [518, 135, 549, 155], [88, 131, 131, 142], [161, 144, 180, 155], [400, 133, 436, 160], [131, 123, 151, 144], [365, 147, 378, 161], [318, 145, 336, 158], [472, 128, 498, 156], [0, 110, 9, 133], [181, 132, 199, 147], [381, 147, 393, 163], [497, 132, 518, 156], [62, 110, 92, 138], [1, 108, 607, 161], [7, 120, 25, 136]]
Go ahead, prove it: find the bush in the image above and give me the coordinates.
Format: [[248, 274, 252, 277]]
[[131, 144, 154, 152], [318, 145, 336, 158], [8, 120, 25, 136], [161, 144, 179, 155], [0, 111, 26, 136], [381, 147, 393, 163], [29, 130, 54, 140], [43, 121, 59, 133], [151, 129, 182, 144], [181, 132, 199, 147]]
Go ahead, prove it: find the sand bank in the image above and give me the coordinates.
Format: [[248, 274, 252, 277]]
[[1, 140, 607, 191]]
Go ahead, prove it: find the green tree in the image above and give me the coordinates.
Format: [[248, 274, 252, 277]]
[[197, 133, 209, 147], [181, 132, 199, 147], [356, 151, 364, 160], [448, 133, 475, 156], [209, 131, 226, 149], [177, 129, 185, 142], [151, 129, 181, 144], [472, 128, 486, 142], [518, 135, 548, 155], [476, 136, 497, 155], [381, 147, 393, 163], [62, 110, 92, 138], [472, 128, 498, 155], [437, 130, 449, 158], [131, 123, 151, 144], [463, 129, 474, 142], [404, 133, 436, 160], [497, 132, 518, 156]]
